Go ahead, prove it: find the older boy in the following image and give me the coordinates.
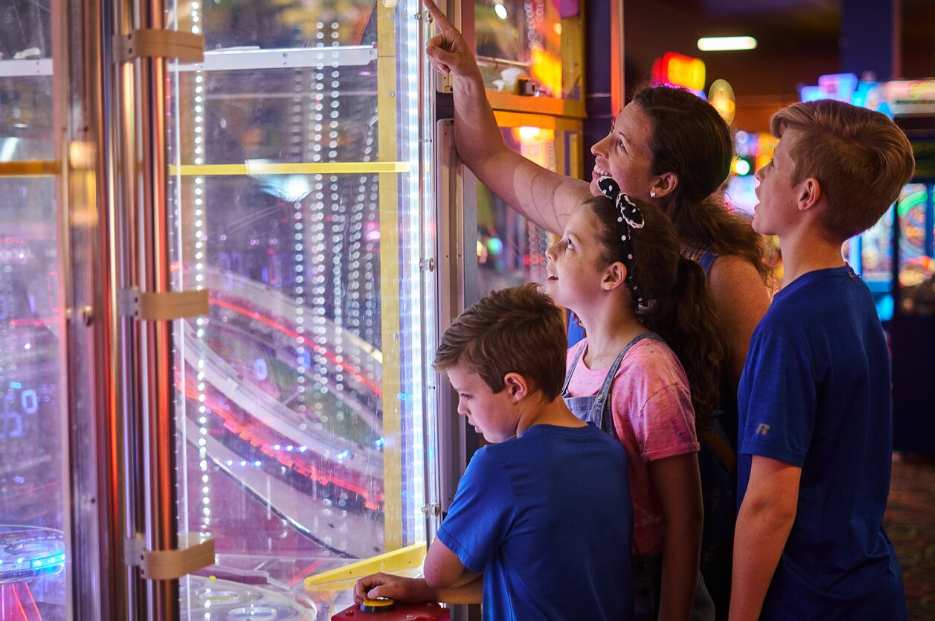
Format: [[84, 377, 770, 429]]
[[355, 284, 633, 619], [730, 100, 915, 621]]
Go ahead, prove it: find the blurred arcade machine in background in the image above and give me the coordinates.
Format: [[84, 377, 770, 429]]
[[800, 74, 935, 454]]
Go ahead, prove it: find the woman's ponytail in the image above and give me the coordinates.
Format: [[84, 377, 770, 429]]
[[639, 257, 724, 437]]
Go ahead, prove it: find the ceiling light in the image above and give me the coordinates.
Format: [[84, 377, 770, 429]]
[[697, 36, 757, 52]]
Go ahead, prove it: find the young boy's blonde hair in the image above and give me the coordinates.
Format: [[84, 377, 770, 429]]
[[770, 100, 915, 241], [434, 283, 566, 401]]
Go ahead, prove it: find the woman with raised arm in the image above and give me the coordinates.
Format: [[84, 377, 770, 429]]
[[422, 1, 771, 617]]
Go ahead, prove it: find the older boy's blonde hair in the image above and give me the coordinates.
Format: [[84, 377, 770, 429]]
[[770, 100, 915, 241], [433, 283, 566, 401]]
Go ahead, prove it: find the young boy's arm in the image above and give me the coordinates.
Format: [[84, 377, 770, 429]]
[[354, 571, 483, 605], [729, 455, 801, 621], [423, 537, 481, 589]]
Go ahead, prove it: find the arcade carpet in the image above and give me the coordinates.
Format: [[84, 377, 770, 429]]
[[884, 455, 935, 620]]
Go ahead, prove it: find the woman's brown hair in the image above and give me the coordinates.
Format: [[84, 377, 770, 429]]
[[632, 85, 771, 282]]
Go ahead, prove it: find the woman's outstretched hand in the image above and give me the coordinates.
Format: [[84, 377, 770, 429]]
[[423, 0, 479, 78]]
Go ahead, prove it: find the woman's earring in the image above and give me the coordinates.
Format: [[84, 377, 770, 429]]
[[650, 190, 656, 198]]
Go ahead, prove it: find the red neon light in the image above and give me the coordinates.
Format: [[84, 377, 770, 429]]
[[209, 297, 382, 398]]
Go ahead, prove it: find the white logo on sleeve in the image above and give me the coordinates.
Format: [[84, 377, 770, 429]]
[[756, 423, 771, 436]]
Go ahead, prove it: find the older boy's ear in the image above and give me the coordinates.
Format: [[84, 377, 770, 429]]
[[503, 373, 529, 402], [797, 177, 822, 211]]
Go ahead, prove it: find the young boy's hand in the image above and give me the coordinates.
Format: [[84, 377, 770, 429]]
[[353, 573, 436, 604], [422, 0, 477, 78]]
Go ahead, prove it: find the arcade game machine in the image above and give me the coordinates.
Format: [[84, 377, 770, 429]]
[[466, 0, 585, 294], [0, 1, 589, 618], [165, 0, 443, 617], [800, 76, 935, 453], [0, 5, 67, 619], [887, 83, 935, 454]]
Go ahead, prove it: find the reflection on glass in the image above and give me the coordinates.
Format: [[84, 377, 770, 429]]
[[475, 0, 578, 100], [898, 184, 933, 287], [477, 127, 555, 293], [0, 3, 66, 618], [170, 1, 430, 618], [858, 206, 894, 287], [849, 205, 895, 320], [898, 184, 935, 315]]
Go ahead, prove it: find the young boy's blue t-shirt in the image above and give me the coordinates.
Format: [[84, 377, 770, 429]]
[[737, 266, 907, 620], [436, 423, 633, 621]]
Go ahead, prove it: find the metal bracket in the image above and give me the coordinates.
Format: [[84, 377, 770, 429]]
[[115, 29, 205, 63], [119, 288, 209, 321], [126, 534, 216, 580]]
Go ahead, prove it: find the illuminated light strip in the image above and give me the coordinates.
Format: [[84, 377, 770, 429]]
[[169, 162, 410, 176], [0, 161, 58, 177], [697, 36, 758, 52], [176, 45, 377, 73], [188, 0, 211, 532], [208, 297, 383, 397], [377, 0, 403, 552], [404, 0, 426, 546]]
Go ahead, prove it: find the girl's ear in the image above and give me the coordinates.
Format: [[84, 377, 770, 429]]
[[602, 262, 628, 291]]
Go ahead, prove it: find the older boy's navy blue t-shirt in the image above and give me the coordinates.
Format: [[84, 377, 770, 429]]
[[737, 266, 906, 620], [436, 423, 633, 621]]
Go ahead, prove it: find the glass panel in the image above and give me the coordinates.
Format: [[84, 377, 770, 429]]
[[475, 0, 581, 101], [898, 183, 935, 315], [0, 1, 67, 618], [898, 184, 932, 287], [169, 1, 433, 619], [860, 207, 894, 286], [477, 126, 556, 292]]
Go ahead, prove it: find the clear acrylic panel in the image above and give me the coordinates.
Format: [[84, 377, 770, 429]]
[[0, 1, 67, 617], [897, 183, 935, 315], [474, 0, 582, 101], [477, 126, 557, 293], [859, 206, 894, 287], [168, 1, 433, 619], [897, 184, 933, 288]]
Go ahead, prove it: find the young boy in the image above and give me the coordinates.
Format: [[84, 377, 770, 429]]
[[730, 100, 915, 621], [355, 284, 634, 619]]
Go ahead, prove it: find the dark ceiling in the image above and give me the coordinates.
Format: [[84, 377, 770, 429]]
[[623, 0, 935, 130]]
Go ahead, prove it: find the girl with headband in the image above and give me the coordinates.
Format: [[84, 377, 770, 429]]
[[545, 180, 722, 620]]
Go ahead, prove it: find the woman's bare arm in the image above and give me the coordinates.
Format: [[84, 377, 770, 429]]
[[423, 0, 590, 234], [708, 256, 771, 390]]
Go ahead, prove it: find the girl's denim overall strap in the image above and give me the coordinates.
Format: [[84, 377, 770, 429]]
[[561, 333, 664, 437]]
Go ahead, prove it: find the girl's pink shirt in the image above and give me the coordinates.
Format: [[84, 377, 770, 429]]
[[565, 338, 700, 556]]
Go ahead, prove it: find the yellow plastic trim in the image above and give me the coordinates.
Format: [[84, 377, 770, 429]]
[[169, 162, 410, 176], [491, 111, 582, 132], [487, 91, 587, 118], [303, 542, 426, 590], [377, 0, 403, 553], [0, 161, 59, 177]]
